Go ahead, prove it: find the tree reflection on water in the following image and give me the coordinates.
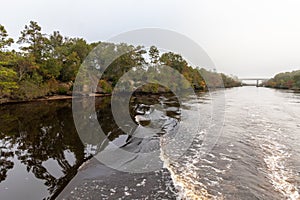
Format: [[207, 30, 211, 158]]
[[0, 93, 179, 199], [0, 100, 88, 199]]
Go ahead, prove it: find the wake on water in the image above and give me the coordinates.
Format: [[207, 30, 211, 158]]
[[156, 93, 300, 200]]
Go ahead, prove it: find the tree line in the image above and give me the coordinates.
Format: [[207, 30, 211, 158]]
[[265, 70, 300, 90], [0, 21, 241, 100]]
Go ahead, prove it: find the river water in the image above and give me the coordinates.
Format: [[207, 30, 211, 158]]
[[0, 87, 299, 199], [162, 87, 300, 200]]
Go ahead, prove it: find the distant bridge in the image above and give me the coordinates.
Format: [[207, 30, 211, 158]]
[[238, 78, 270, 87]]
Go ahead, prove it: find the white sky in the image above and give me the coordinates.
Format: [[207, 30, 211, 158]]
[[2, 0, 300, 78]]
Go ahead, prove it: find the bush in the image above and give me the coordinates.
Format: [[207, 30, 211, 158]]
[[0, 66, 18, 97], [46, 78, 59, 95], [57, 86, 68, 95], [12, 80, 49, 100], [140, 83, 159, 93], [98, 80, 112, 93]]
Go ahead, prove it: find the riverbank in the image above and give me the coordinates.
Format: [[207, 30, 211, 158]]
[[264, 70, 300, 89], [0, 93, 112, 105], [0, 85, 244, 105]]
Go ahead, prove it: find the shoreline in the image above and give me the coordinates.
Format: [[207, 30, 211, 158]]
[[0, 86, 243, 105], [0, 93, 112, 105]]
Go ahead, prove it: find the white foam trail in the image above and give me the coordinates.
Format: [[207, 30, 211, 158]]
[[260, 140, 300, 200], [159, 131, 225, 200], [160, 148, 214, 200], [248, 106, 300, 200]]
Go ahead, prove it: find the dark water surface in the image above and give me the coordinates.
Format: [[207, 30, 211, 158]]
[[0, 87, 299, 200], [163, 87, 300, 200], [0, 100, 86, 200]]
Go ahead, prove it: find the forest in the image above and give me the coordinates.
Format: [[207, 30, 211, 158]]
[[0, 21, 241, 101], [265, 70, 300, 90]]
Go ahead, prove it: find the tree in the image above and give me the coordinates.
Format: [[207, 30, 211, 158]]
[[17, 21, 49, 63], [293, 74, 300, 88], [0, 25, 14, 52], [65, 37, 91, 63], [132, 45, 147, 65], [58, 37, 91, 82], [49, 31, 64, 51], [100, 43, 138, 86], [265, 70, 300, 89], [60, 52, 81, 82], [48, 31, 65, 61], [148, 46, 159, 65], [159, 52, 188, 72], [0, 25, 15, 66], [14, 54, 38, 81], [0, 66, 18, 95]]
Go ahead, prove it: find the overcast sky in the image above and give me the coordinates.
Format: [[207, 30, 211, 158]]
[[2, 0, 300, 78]]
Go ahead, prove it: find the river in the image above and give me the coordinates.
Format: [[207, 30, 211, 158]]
[[162, 87, 300, 199], [0, 87, 299, 199]]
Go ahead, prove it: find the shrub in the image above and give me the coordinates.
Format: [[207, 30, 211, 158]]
[[98, 80, 112, 93], [12, 80, 49, 100], [57, 86, 68, 95]]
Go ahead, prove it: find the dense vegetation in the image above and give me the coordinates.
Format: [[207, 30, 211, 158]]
[[0, 21, 241, 101], [265, 70, 300, 90]]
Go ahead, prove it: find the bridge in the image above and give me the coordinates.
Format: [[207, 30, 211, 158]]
[[238, 78, 270, 87]]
